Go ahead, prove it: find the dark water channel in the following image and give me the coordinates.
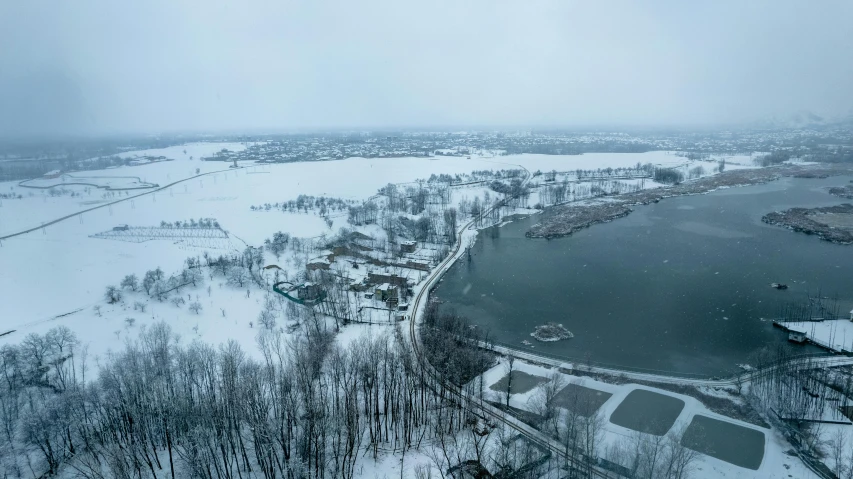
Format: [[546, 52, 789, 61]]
[[434, 176, 853, 376]]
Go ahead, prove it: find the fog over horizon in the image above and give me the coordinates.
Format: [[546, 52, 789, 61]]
[[2, 0, 852, 137]]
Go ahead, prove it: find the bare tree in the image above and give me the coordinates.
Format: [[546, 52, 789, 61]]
[[226, 266, 249, 288], [579, 411, 605, 476], [120, 274, 138, 292], [527, 370, 565, 437], [829, 427, 849, 478], [413, 463, 433, 479], [258, 308, 276, 329], [505, 355, 516, 407], [104, 285, 122, 304], [660, 426, 700, 479]]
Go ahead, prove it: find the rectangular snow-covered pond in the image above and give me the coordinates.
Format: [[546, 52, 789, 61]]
[[488, 370, 548, 395], [552, 382, 612, 417], [681, 414, 766, 470], [608, 389, 685, 435]]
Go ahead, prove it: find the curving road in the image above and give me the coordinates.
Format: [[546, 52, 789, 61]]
[[407, 165, 614, 477]]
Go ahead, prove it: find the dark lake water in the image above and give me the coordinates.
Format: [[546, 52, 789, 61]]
[[435, 175, 853, 376]]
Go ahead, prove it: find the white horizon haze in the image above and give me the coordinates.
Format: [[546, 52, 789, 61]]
[[2, 0, 852, 137]]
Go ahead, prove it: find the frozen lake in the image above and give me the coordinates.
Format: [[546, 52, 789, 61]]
[[435, 175, 853, 376]]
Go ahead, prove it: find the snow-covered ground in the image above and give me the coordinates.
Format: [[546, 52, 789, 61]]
[[477, 358, 818, 478], [0, 149, 697, 317], [0, 142, 821, 478], [0, 150, 696, 238], [110, 141, 250, 163], [0, 147, 768, 367]]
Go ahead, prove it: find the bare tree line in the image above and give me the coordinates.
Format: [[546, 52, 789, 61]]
[[0, 316, 509, 479]]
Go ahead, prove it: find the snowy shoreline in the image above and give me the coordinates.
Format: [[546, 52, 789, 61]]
[[527, 163, 853, 239]]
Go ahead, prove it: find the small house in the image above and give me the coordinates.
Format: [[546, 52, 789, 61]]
[[397, 302, 409, 312], [113, 224, 129, 231], [375, 283, 398, 301], [368, 272, 408, 288], [789, 331, 807, 343], [306, 256, 331, 271], [405, 260, 431, 271], [297, 282, 324, 301], [400, 240, 417, 254]]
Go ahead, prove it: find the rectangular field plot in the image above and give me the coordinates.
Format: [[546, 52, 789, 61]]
[[21, 174, 158, 190], [608, 389, 685, 435], [488, 371, 548, 395], [551, 383, 612, 417], [681, 415, 765, 470]]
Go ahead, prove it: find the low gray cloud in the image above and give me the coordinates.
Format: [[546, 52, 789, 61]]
[[2, 0, 851, 136]]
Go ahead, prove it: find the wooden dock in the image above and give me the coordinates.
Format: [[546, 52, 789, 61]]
[[773, 320, 853, 355]]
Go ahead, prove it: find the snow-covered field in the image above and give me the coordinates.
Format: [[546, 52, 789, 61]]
[[0, 142, 824, 478], [20, 173, 158, 190], [0, 149, 692, 320], [0, 147, 762, 366], [0, 150, 696, 238], [111, 142, 249, 162]]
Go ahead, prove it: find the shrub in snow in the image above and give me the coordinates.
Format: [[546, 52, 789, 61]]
[[105, 286, 122, 304], [189, 302, 202, 314]]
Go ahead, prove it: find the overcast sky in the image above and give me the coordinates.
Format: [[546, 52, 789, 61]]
[[2, 0, 852, 136]]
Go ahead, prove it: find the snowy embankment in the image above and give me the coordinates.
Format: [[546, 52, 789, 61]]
[[780, 319, 853, 353]]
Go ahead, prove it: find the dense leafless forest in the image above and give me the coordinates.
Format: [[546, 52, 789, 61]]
[[0, 311, 503, 478]]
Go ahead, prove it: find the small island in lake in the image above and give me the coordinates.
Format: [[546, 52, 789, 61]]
[[531, 322, 574, 342], [762, 203, 853, 245], [828, 184, 853, 199]]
